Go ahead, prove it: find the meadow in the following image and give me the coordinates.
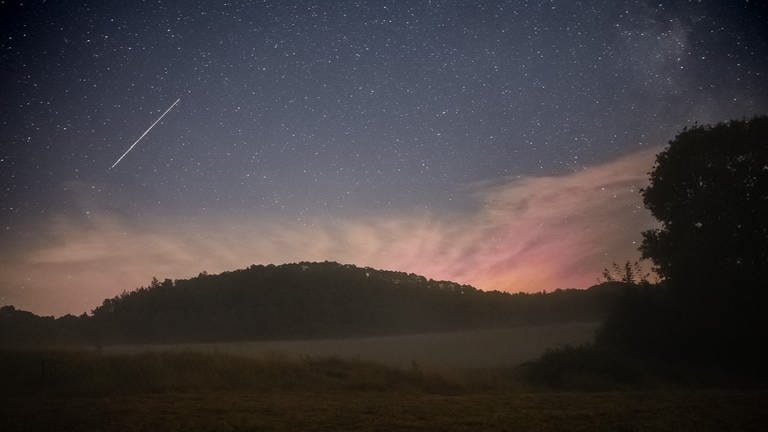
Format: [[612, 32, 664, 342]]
[[3, 323, 766, 431], [1, 349, 765, 431]]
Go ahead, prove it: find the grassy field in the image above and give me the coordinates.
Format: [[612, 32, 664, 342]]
[[4, 389, 767, 432], [1, 350, 766, 431], [105, 322, 600, 368]]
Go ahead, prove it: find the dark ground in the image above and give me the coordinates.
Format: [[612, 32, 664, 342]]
[[3, 389, 766, 431], [1, 350, 765, 431]]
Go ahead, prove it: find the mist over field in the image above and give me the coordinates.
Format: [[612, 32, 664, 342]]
[[107, 323, 599, 369]]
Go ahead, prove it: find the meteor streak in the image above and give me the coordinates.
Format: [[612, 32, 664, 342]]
[[110, 98, 181, 170]]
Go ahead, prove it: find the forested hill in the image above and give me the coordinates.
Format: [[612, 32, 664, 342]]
[[1, 262, 624, 346]]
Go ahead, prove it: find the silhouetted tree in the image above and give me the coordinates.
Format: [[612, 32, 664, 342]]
[[524, 118, 768, 387], [600, 261, 650, 285], [602, 117, 768, 378], [640, 116, 768, 294]]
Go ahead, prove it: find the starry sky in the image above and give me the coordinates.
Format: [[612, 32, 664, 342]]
[[1, 0, 767, 316]]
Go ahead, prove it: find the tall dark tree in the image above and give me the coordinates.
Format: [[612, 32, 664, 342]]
[[640, 116, 768, 294], [543, 117, 768, 388], [600, 117, 768, 378]]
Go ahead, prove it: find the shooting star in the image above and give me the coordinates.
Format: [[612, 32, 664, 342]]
[[110, 98, 181, 170]]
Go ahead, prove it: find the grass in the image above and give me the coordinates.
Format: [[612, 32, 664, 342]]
[[0, 350, 458, 396], [3, 388, 766, 431], [1, 350, 766, 431]]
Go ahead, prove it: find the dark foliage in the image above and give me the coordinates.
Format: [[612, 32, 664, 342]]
[[522, 117, 768, 388], [0, 262, 620, 347], [636, 117, 768, 376], [517, 345, 653, 390], [0, 306, 90, 347], [640, 117, 768, 290]]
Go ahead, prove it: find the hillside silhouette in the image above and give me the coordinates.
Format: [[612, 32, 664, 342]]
[[1, 261, 622, 346]]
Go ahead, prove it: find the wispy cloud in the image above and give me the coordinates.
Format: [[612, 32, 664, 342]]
[[0, 148, 659, 316]]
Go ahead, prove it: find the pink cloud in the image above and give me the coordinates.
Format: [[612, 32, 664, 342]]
[[0, 148, 660, 316]]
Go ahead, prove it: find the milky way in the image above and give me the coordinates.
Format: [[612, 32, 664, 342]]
[[1, 1, 767, 315]]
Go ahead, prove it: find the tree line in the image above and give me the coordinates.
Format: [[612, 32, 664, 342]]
[[1, 262, 623, 347]]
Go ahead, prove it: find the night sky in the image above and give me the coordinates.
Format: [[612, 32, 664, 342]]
[[2, 0, 767, 315]]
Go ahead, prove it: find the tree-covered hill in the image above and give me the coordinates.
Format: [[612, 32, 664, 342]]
[[1, 262, 623, 346]]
